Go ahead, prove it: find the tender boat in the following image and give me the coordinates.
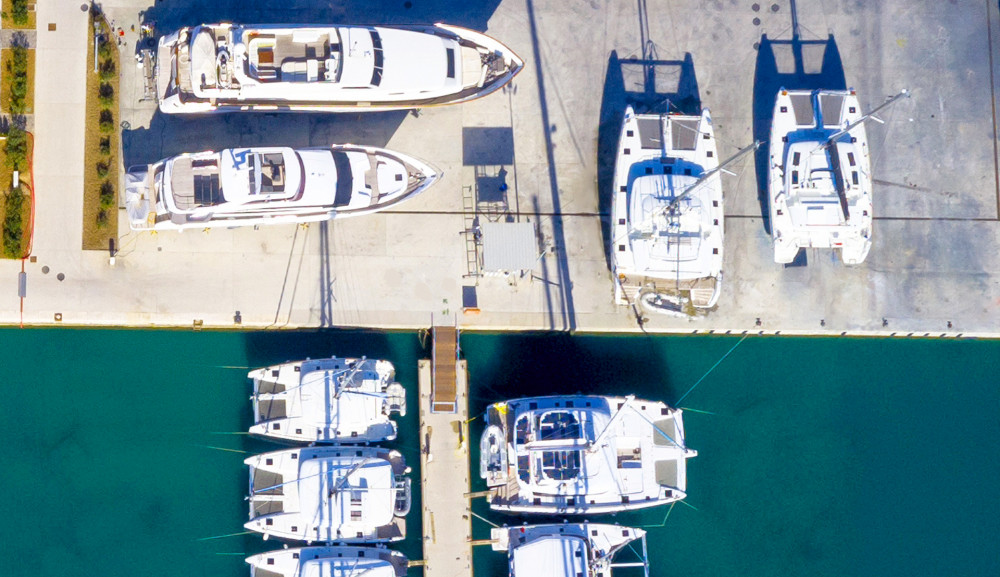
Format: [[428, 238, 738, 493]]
[[245, 446, 411, 543], [249, 356, 406, 444], [767, 88, 907, 264], [492, 523, 648, 577], [479, 395, 696, 514], [124, 144, 439, 231], [246, 546, 408, 577], [155, 23, 523, 113]]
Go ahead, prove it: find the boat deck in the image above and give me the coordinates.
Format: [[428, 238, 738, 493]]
[[419, 358, 472, 577]]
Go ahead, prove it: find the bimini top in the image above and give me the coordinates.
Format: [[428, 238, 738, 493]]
[[249, 356, 406, 444], [491, 523, 648, 577], [246, 546, 408, 577], [611, 107, 724, 312], [480, 395, 696, 514], [125, 144, 439, 231], [156, 23, 523, 113], [245, 446, 410, 543], [768, 89, 873, 264]]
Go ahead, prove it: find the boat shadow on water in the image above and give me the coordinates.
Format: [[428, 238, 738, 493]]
[[597, 49, 702, 273]]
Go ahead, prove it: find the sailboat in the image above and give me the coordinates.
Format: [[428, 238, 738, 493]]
[[492, 523, 649, 577]]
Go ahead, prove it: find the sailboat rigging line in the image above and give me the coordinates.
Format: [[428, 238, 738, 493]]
[[199, 444, 249, 454], [678, 407, 716, 415], [214, 365, 251, 369], [209, 431, 252, 435], [196, 530, 254, 541], [213, 552, 247, 556], [678, 498, 699, 511], [675, 333, 750, 406], [641, 501, 675, 528], [470, 510, 499, 528]]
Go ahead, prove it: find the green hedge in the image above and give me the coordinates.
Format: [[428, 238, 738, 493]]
[[2, 184, 25, 257]]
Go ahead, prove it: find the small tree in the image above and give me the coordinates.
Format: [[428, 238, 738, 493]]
[[99, 180, 116, 210], [4, 125, 27, 171], [98, 83, 114, 106], [2, 185, 25, 258], [99, 58, 116, 81], [99, 109, 114, 133], [10, 0, 28, 26]]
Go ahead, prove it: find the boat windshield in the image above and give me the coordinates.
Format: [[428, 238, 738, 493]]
[[537, 411, 582, 441], [515, 415, 531, 446], [537, 450, 581, 481]]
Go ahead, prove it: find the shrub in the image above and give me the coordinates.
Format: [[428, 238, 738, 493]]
[[96, 208, 110, 229], [96, 161, 109, 178], [6, 46, 28, 114], [99, 180, 116, 210], [98, 83, 114, 106], [99, 58, 116, 81], [10, 0, 28, 26], [99, 109, 114, 133], [97, 36, 113, 60], [4, 125, 27, 171], [3, 185, 25, 258], [99, 137, 111, 155]]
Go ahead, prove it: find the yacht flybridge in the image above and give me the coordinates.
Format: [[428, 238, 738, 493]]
[[124, 144, 439, 231], [768, 88, 908, 264], [246, 546, 408, 577], [480, 395, 696, 514], [611, 106, 756, 315], [249, 356, 406, 444], [492, 523, 649, 577], [155, 23, 523, 113], [245, 446, 411, 543]]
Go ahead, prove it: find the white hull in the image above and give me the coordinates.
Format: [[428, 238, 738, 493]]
[[249, 356, 405, 444], [156, 23, 522, 114], [611, 107, 723, 312], [492, 523, 647, 577], [245, 445, 411, 543], [125, 144, 439, 231], [480, 395, 695, 515], [768, 89, 873, 264], [246, 546, 408, 577]]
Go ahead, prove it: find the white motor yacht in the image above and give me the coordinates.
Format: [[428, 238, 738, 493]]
[[249, 356, 406, 444], [125, 144, 439, 231], [246, 546, 408, 577], [611, 106, 723, 314], [480, 395, 696, 514], [492, 523, 648, 577], [767, 88, 906, 264], [155, 23, 523, 113], [245, 446, 411, 543]]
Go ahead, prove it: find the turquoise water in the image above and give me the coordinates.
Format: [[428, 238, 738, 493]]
[[1, 329, 997, 576]]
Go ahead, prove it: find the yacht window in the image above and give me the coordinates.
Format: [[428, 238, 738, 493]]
[[515, 416, 531, 446], [847, 152, 856, 167], [446, 48, 456, 79], [369, 30, 384, 86], [540, 450, 581, 481], [331, 151, 354, 207], [538, 411, 581, 441], [791, 171, 799, 185], [792, 152, 801, 166], [851, 171, 859, 186], [518, 455, 530, 484]]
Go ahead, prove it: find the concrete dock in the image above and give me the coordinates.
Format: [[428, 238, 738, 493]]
[[5, 0, 1000, 337], [418, 327, 472, 577]]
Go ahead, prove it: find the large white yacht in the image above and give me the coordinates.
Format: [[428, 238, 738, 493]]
[[249, 356, 406, 444], [492, 523, 648, 577], [125, 144, 439, 231], [246, 546, 408, 577], [611, 107, 755, 315], [155, 23, 523, 113], [479, 395, 696, 514], [768, 88, 899, 264], [245, 446, 411, 543]]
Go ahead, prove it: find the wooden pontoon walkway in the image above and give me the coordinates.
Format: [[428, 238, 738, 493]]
[[419, 324, 471, 577]]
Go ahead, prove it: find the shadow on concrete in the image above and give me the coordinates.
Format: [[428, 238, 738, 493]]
[[464, 127, 514, 209], [526, 0, 575, 331], [752, 32, 846, 234], [135, 0, 503, 35]]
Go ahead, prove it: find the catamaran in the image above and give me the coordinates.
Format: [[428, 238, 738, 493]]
[[248, 356, 406, 444], [480, 395, 696, 514], [246, 546, 408, 577], [124, 144, 439, 231], [768, 88, 908, 264], [245, 446, 411, 543], [492, 523, 649, 577], [155, 23, 523, 113], [611, 106, 757, 315]]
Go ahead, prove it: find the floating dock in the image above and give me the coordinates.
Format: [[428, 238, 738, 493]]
[[419, 325, 472, 577]]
